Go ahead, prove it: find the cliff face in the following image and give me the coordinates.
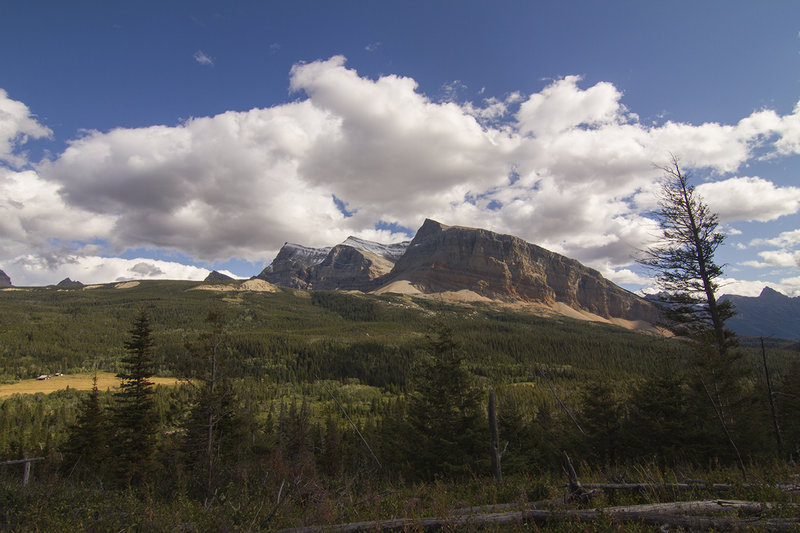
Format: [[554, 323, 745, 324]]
[[258, 238, 409, 290], [310, 244, 396, 290], [257, 220, 661, 324], [258, 243, 331, 289], [0, 269, 11, 288], [382, 219, 660, 323]]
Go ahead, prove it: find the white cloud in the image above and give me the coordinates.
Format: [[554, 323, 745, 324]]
[[6, 57, 800, 287], [0, 89, 52, 168], [742, 250, 800, 269], [779, 276, 800, 297], [193, 50, 214, 66], [6, 254, 212, 287], [697, 176, 800, 223], [0, 167, 115, 260], [516, 76, 632, 137], [751, 229, 800, 248]]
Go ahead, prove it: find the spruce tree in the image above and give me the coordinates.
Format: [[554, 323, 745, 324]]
[[406, 324, 485, 479], [61, 374, 107, 480], [110, 309, 158, 486], [182, 311, 241, 502]]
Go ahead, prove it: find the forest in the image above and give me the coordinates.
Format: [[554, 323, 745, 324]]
[[1, 280, 800, 531]]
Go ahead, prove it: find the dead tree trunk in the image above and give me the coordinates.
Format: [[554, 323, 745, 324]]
[[761, 337, 785, 458], [488, 389, 501, 483]]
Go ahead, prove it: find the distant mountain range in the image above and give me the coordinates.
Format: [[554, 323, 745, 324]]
[[720, 287, 800, 340], [2, 221, 797, 340]]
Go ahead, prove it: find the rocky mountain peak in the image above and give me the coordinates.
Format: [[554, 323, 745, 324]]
[[0, 269, 11, 288], [257, 236, 407, 290], [721, 286, 799, 339], [204, 270, 234, 282], [56, 278, 84, 288], [382, 219, 660, 323], [758, 286, 787, 301]]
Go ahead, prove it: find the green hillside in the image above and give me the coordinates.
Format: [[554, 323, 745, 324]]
[[1, 280, 799, 530]]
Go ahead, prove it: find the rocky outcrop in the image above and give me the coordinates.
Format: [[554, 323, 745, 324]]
[[309, 244, 396, 290], [721, 287, 800, 340], [0, 269, 11, 287], [380, 219, 661, 323], [258, 238, 410, 290], [56, 278, 84, 288], [258, 243, 331, 289], [204, 270, 234, 282]]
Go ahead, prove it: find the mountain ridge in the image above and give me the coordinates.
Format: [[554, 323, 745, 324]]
[[721, 287, 800, 340], [259, 219, 661, 326]]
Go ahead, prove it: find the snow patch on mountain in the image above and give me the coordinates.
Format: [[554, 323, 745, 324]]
[[341, 236, 410, 261]]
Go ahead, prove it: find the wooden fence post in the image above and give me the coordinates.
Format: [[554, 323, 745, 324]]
[[0, 457, 45, 487]]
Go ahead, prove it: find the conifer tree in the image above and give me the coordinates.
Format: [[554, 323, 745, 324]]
[[638, 157, 747, 476], [406, 323, 485, 479], [183, 311, 231, 499], [61, 374, 107, 479], [110, 308, 158, 486], [638, 155, 736, 356]]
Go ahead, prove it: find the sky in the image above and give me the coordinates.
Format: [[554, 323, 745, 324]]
[[2, 1, 800, 297]]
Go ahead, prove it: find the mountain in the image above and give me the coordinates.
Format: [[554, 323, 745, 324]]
[[56, 278, 84, 288], [259, 219, 660, 325], [721, 287, 800, 340], [204, 270, 234, 282], [257, 243, 332, 289], [258, 238, 410, 290], [379, 219, 660, 323], [0, 269, 11, 288]]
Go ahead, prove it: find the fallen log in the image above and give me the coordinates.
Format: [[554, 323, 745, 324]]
[[276, 501, 800, 532], [576, 482, 800, 492]]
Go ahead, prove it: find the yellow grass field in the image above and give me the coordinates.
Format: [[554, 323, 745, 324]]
[[0, 372, 185, 398]]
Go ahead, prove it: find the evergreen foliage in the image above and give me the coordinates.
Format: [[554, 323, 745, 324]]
[[405, 324, 486, 479], [60, 375, 107, 480], [637, 156, 737, 356], [110, 309, 158, 486]]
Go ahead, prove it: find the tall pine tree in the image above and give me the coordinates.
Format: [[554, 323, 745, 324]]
[[406, 323, 486, 479], [110, 309, 158, 486], [61, 374, 107, 480]]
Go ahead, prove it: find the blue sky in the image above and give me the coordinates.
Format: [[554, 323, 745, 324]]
[[1, 1, 800, 296]]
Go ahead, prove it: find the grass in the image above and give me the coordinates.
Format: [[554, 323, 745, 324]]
[[0, 371, 184, 398]]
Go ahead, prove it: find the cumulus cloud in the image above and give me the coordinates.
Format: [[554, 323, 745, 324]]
[[0, 89, 52, 168], [6, 56, 800, 287], [697, 176, 800, 223], [751, 229, 800, 248], [0, 167, 115, 264], [5, 254, 213, 287], [742, 251, 800, 269]]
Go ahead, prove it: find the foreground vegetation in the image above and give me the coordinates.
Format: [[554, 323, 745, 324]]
[[1, 281, 799, 530]]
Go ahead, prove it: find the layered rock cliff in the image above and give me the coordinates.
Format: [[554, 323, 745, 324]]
[[257, 243, 331, 289], [380, 219, 660, 323], [257, 220, 660, 324], [258, 238, 410, 290]]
